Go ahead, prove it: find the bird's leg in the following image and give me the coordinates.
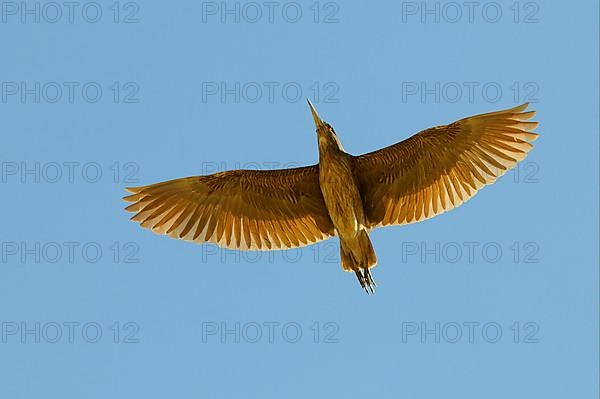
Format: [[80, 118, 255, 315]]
[[363, 268, 375, 294], [364, 268, 377, 291], [354, 270, 370, 295]]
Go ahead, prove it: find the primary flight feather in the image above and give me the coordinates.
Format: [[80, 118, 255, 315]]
[[123, 102, 539, 293]]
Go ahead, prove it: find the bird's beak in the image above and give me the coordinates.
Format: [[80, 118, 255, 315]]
[[307, 98, 325, 129]]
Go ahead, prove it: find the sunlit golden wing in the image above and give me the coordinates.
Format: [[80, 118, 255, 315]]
[[352, 103, 539, 228], [123, 166, 335, 250]]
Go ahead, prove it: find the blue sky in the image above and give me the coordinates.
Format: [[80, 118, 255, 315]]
[[0, 1, 598, 398]]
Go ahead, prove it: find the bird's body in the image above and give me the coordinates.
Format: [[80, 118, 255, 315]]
[[319, 149, 362, 237], [124, 101, 539, 293], [315, 117, 377, 291]]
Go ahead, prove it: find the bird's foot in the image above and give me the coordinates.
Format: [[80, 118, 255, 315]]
[[365, 268, 377, 290], [355, 268, 376, 295]]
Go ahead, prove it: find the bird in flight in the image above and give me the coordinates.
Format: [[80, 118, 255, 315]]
[[123, 101, 538, 294]]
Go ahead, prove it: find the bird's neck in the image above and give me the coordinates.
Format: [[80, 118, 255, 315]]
[[318, 133, 345, 157], [318, 141, 347, 163]]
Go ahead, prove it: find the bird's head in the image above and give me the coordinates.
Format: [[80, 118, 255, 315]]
[[307, 99, 344, 152]]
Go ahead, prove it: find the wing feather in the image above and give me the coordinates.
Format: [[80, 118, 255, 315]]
[[124, 166, 335, 250], [353, 104, 539, 228]]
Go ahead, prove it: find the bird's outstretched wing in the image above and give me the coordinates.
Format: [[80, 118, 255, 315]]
[[352, 103, 539, 228], [123, 166, 335, 250]]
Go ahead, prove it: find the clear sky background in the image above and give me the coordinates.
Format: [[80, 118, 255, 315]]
[[0, 1, 598, 398]]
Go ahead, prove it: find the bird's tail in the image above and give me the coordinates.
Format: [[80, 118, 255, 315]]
[[340, 230, 377, 272]]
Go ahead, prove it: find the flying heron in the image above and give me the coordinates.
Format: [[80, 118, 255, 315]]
[[123, 101, 538, 293]]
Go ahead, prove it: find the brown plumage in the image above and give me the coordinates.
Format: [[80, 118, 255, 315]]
[[123, 101, 539, 293]]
